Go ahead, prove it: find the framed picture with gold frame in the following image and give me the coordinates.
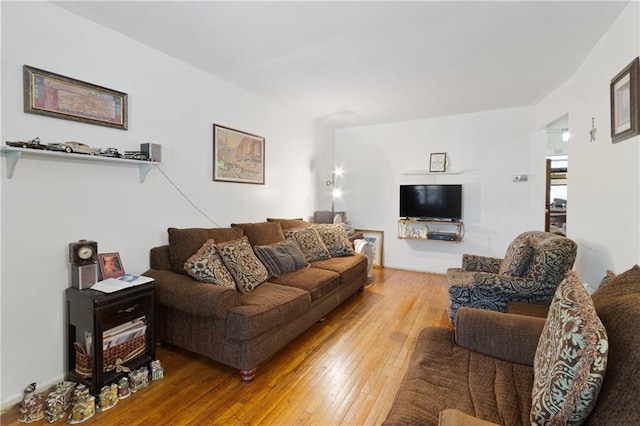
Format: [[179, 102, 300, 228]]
[[610, 57, 639, 143], [213, 124, 265, 184], [23, 65, 128, 130]]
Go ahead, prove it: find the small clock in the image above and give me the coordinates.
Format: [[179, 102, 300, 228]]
[[69, 240, 98, 265]]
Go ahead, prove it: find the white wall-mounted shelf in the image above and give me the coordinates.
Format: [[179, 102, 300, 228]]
[[403, 170, 463, 175], [1, 146, 161, 183], [398, 219, 463, 242]]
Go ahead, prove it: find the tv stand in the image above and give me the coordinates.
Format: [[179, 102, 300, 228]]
[[397, 219, 463, 242]]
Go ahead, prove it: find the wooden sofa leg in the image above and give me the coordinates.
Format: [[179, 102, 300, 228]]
[[240, 368, 257, 383]]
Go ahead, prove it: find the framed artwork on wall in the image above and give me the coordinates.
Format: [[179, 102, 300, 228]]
[[610, 57, 639, 143], [23, 65, 128, 130], [213, 124, 265, 184], [356, 229, 384, 268], [98, 252, 125, 280], [429, 152, 447, 172]]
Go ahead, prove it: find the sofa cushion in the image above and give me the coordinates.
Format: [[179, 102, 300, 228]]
[[311, 223, 354, 257], [530, 271, 608, 425], [498, 236, 532, 277], [266, 218, 308, 230], [217, 237, 269, 294], [383, 327, 534, 426], [226, 282, 311, 341], [269, 267, 340, 300], [231, 221, 286, 246], [284, 227, 331, 262], [310, 253, 367, 285], [168, 227, 243, 275], [183, 239, 236, 288], [588, 264, 640, 424], [254, 240, 309, 278]]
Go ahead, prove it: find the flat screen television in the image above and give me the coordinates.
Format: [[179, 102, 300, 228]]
[[399, 184, 462, 220]]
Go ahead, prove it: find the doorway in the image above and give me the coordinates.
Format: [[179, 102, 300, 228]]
[[545, 115, 568, 234]]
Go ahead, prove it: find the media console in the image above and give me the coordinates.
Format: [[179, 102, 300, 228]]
[[397, 219, 463, 242]]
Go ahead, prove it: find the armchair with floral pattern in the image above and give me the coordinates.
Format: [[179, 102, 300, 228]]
[[446, 231, 577, 323]]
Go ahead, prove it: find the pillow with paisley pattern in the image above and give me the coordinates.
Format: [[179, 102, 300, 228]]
[[530, 270, 608, 425], [311, 223, 354, 257], [284, 227, 331, 262], [216, 237, 269, 294], [183, 239, 236, 289]]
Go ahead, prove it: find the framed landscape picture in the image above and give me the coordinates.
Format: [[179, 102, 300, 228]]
[[356, 229, 384, 268], [23, 65, 128, 130], [213, 124, 265, 184], [610, 57, 639, 143]]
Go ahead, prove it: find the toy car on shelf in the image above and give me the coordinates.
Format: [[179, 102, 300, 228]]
[[47, 142, 101, 155], [101, 148, 122, 158], [6, 137, 46, 150], [123, 151, 150, 161]]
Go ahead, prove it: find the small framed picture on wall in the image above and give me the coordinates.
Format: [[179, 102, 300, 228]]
[[610, 57, 639, 143], [429, 153, 447, 172]]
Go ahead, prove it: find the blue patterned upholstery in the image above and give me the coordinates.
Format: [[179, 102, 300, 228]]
[[447, 231, 577, 323]]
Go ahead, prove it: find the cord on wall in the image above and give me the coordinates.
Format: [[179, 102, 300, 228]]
[[155, 165, 222, 228]]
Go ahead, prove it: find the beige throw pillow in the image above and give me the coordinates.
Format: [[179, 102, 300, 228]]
[[284, 227, 331, 262], [216, 237, 269, 294], [183, 239, 236, 289]]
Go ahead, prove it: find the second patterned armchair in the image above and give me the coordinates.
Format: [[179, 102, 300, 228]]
[[446, 231, 577, 323]]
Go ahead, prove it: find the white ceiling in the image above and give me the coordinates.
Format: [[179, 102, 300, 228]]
[[52, 1, 629, 129]]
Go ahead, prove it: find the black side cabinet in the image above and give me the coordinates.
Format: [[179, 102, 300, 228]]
[[65, 283, 155, 394]]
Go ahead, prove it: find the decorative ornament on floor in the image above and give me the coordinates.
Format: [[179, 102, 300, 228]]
[[67, 385, 95, 424], [96, 383, 119, 413], [44, 381, 76, 423], [590, 117, 597, 142], [129, 366, 150, 392], [118, 377, 131, 399], [151, 359, 165, 380], [17, 383, 44, 423]]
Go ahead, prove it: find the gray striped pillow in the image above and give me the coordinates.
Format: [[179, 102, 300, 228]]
[[254, 240, 309, 278]]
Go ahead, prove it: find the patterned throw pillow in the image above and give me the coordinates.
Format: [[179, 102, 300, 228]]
[[284, 227, 331, 262], [311, 224, 354, 257], [216, 237, 269, 294], [530, 271, 608, 425], [183, 239, 236, 288], [254, 240, 309, 277], [498, 236, 533, 276]]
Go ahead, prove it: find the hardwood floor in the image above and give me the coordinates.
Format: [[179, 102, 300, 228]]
[[1, 268, 452, 425]]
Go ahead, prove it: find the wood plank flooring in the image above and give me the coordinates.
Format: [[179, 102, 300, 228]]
[[1, 268, 452, 425]]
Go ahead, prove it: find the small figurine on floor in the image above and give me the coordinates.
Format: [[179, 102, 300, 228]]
[[18, 383, 45, 423], [67, 385, 95, 424], [44, 381, 76, 423], [118, 377, 131, 399], [150, 360, 164, 380], [129, 366, 149, 392], [96, 383, 119, 412]]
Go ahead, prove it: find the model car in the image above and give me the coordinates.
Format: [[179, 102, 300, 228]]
[[5, 137, 46, 150], [101, 147, 122, 158], [123, 151, 150, 161], [47, 141, 101, 155]]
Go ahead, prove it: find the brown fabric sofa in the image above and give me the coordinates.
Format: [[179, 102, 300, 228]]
[[144, 220, 367, 382], [384, 265, 640, 425]]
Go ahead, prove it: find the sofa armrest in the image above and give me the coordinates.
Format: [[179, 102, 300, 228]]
[[454, 307, 545, 366], [439, 409, 500, 426], [144, 269, 239, 319], [461, 254, 502, 273], [150, 245, 172, 271]]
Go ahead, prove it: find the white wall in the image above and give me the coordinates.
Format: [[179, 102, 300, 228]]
[[335, 106, 544, 273], [0, 2, 333, 405], [537, 1, 640, 285]]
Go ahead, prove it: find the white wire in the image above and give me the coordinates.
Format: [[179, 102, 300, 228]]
[[154, 165, 222, 228]]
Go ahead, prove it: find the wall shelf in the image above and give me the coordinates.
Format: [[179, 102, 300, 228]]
[[402, 170, 463, 175], [398, 219, 463, 242], [1, 146, 161, 183]]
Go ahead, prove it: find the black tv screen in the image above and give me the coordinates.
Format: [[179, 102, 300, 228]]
[[399, 184, 462, 220]]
